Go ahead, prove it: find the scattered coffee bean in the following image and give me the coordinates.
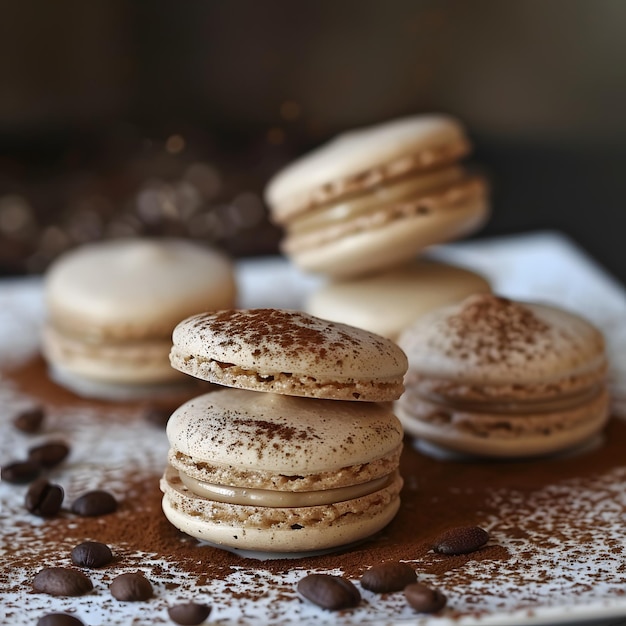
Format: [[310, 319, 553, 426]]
[[1, 460, 41, 484], [433, 525, 490, 555], [167, 602, 212, 625], [37, 614, 85, 626], [13, 406, 45, 433], [109, 572, 153, 601], [25, 479, 64, 517], [28, 441, 70, 468], [71, 490, 118, 516], [404, 582, 447, 613], [297, 573, 361, 610], [71, 541, 113, 568], [32, 567, 93, 596], [142, 405, 173, 428], [360, 561, 417, 593]]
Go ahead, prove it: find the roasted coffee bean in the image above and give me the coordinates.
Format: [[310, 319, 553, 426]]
[[71, 541, 113, 568], [297, 573, 361, 610], [404, 582, 447, 613], [167, 602, 212, 625], [13, 406, 45, 433], [37, 614, 85, 626], [360, 561, 417, 593], [433, 525, 489, 555], [28, 441, 70, 468], [71, 490, 118, 516], [142, 405, 173, 428], [1, 460, 41, 484], [25, 479, 64, 517], [32, 567, 93, 596], [109, 572, 153, 601]]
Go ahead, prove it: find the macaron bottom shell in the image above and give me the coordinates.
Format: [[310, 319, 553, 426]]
[[396, 388, 610, 459], [160, 466, 403, 553], [283, 190, 488, 279]]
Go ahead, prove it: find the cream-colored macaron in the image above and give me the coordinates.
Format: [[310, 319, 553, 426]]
[[170, 308, 408, 402], [265, 114, 489, 278], [41, 238, 237, 400], [396, 293, 610, 458], [160, 388, 404, 552], [306, 259, 491, 340]]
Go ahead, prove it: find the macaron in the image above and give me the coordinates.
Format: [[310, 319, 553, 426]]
[[396, 293, 610, 458], [170, 308, 408, 401], [160, 388, 404, 552], [41, 238, 237, 400], [306, 259, 491, 340], [265, 114, 489, 278]]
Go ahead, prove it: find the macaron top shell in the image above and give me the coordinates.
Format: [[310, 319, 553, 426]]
[[166, 389, 403, 476], [399, 294, 606, 388], [45, 238, 236, 340], [266, 114, 469, 218], [170, 308, 408, 401]]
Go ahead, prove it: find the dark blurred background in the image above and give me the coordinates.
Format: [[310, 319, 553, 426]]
[[1, 0, 626, 280]]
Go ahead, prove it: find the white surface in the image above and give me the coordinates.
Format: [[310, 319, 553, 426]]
[[2, 231, 626, 626]]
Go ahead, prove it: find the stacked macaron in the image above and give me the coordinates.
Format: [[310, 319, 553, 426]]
[[264, 114, 491, 339], [41, 238, 237, 400], [396, 293, 610, 458], [160, 308, 408, 552]]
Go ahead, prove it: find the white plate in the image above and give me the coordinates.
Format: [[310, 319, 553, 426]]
[[2, 231, 626, 626]]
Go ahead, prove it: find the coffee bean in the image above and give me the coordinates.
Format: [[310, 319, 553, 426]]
[[25, 479, 64, 517], [37, 614, 85, 626], [142, 405, 173, 428], [71, 541, 113, 568], [297, 573, 361, 610], [360, 561, 417, 593], [71, 490, 117, 516], [404, 582, 447, 613], [32, 567, 93, 596], [13, 406, 45, 433], [433, 526, 489, 555], [28, 441, 70, 468], [109, 572, 153, 601], [1, 460, 40, 484], [167, 602, 212, 625]]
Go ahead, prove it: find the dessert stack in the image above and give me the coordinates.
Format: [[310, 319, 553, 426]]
[[160, 308, 408, 553], [264, 113, 491, 340]]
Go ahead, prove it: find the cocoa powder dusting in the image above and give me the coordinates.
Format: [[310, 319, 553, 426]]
[[445, 294, 551, 364], [3, 357, 626, 624]]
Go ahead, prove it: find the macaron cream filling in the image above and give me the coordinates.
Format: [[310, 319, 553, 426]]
[[177, 469, 399, 507]]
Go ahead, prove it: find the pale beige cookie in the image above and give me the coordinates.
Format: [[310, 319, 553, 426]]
[[161, 389, 404, 552], [170, 308, 408, 401], [396, 293, 610, 458], [306, 259, 490, 340], [264, 114, 489, 278], [41, 238, 237, 400]]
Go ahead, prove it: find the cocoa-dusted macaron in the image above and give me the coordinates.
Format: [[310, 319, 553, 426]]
[[396, 294, 610, 458], [161, 388, 404, 552], [265, 114, 489, 278], [41, 238, 237, 400], [170, 308, 408, 401]]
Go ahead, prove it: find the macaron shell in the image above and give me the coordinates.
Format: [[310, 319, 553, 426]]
[[166, 389, 404, 479], [45, 238, 237, 340], [305, 259, 491, 340], [396, 387, 610, 458], [266, 114, 469, 218], [161, 467, 402, 552], [170, 309, 408, 401], [398, 294, 607, 387], [283, 188, 488, 279]]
